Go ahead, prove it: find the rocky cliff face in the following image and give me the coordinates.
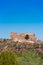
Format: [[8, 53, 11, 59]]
[[10, 32, 36, 43]]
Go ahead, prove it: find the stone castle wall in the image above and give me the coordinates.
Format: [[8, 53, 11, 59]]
[[10, 32, 36, 43]]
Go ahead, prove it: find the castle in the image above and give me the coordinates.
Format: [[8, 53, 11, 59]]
[[10, 32, 36, 43]]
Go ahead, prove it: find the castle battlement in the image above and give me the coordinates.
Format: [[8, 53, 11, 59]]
[[10, 32, 36, 43]]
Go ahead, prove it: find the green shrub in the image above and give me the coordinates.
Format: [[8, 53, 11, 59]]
[[17, 50, 43, 65], [0, 51, 19, 65]]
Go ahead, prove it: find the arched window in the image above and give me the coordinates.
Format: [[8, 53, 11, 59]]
[[25, 34, 29, 40]]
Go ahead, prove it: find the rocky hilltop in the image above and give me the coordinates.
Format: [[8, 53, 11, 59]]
[[0, 32, 43, 55]]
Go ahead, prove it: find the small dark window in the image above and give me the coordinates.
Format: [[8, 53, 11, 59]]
[[25, 34, 29, 40]]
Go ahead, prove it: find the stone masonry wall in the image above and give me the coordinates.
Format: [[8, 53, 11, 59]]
[[10, 32, 36, 43]]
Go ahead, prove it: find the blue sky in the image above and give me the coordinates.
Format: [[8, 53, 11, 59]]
[[0, 0, 43, 40]]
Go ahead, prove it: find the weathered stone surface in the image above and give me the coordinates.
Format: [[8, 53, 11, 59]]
[[10, 32, 36, 43]]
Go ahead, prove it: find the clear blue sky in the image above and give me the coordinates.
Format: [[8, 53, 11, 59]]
[[0, 0, 43, 40]]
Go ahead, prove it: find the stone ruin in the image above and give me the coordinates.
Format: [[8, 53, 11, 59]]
[[10, 32, 36, 43]]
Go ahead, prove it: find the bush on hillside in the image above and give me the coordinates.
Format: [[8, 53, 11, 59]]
[[0, 51, 19, 65]]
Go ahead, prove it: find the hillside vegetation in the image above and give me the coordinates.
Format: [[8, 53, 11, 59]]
[[0, 50, 43, 65], [0, 51, 19, 65], [0, 39, 43, 65]]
